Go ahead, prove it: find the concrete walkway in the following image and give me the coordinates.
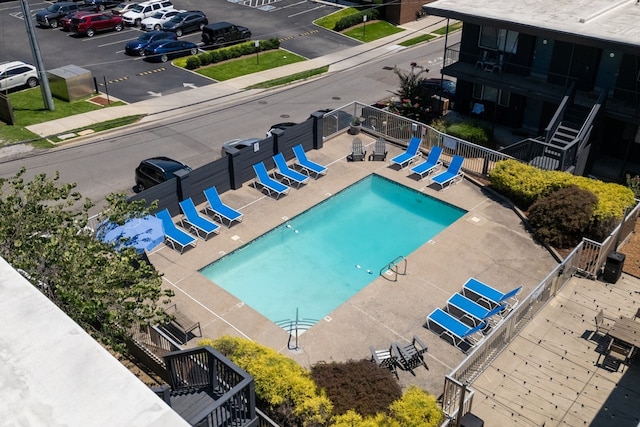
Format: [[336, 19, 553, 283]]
[[25, 16, 451, 138]]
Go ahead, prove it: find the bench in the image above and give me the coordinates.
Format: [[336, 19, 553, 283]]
[[162, 304, 202, 344]]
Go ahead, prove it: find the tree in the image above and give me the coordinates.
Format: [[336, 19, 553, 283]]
[[388, 64, 432, 122], [0, 168, 173, 352]]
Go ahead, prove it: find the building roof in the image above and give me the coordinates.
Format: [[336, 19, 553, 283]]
[[0, 257, 190, 427], [423, 0, 640, 52]]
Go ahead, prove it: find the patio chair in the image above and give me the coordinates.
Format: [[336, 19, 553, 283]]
[[252, 162, 290, 199], [273, 152, 310, 188], [425, 307, 486, 352], [446, 292, 506, 329], [390, 136, 423, 169], [370, 345, 399, 379], [292, 144, 327, 178], [598, 337, 634, 372], [369, 138, 388, 161], [393, 336, 429, 375], [593, 309, 614, 339], [347, 137, 366, 161], [431, 155, 465, 190], [409, 146, 443, 180], [178, 197, 220, 240], [155, 209, 197, 254], [461, 277, 522, 312], [203, 186, 243, 227]]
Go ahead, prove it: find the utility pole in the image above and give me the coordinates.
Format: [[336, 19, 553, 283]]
[[20, 0, 54, 111]]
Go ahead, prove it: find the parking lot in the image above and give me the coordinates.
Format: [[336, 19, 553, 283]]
[[0, 0, 357, 102]]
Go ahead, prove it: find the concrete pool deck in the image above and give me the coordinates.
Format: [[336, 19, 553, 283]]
[[148, 132, 560, 397]]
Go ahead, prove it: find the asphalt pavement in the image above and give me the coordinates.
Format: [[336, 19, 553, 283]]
[[24, 16, 451, 138]]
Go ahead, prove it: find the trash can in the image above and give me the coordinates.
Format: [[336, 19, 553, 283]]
[[460, 412, 484, 427], [603, 251, 625, 284]]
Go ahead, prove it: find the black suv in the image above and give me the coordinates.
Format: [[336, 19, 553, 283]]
[[135, 157, 191, 191], [201, 22, 251, 49]]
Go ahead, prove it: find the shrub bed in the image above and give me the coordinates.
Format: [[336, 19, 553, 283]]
[[178, 38, 281, 70], [334, 8, 379, 32]]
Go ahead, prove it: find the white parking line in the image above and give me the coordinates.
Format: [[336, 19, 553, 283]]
[[288, 5, 325, 18]]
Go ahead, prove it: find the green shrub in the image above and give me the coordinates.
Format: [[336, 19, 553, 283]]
[[200, 336, 333, 426], [528, 185, 597, 248], [627, 174, 640, 198], [311, 359, 401, 417], [489, 160, 636, 242], [185, 56, 201, 70], [446, 122, 490, 148], [388, 386, 443, 427], [334, 9, 379, 32], [331, 410, 398, 427]]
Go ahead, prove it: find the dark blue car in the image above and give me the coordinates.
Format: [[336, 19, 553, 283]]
[[142, 39, 199, 62], [125, 31, 177, 56]]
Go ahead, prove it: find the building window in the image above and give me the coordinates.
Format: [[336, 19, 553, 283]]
[[473, 84, 511, 107], [479, 26, 518, 53]]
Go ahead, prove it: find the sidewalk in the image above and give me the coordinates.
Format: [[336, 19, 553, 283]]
[[25, 16, 450, 138]]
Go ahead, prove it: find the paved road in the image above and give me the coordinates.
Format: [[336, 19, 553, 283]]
[[0, 24, 456, 214]]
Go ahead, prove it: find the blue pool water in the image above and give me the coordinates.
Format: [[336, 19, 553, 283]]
[[199, 175, 466, 326]]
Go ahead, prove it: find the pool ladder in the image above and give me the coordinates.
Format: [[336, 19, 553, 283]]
[[275, 309, 318, 350], [379, 255, 407, 282]]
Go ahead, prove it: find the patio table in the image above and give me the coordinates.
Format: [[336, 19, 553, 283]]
[[608, 316, 640, 349]]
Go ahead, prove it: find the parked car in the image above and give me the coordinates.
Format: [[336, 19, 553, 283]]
[[60, 10, 93, 31], [112, 1, 138, 15], [135, 157, 191, 191], [201, 21, 251, 49], [122, 0, 173, 27], [71, 13, 123, 37], [142, 39, 199, 62], [125, 30, 177, 56], [161, 10, 207, 37], [83, 0, 121, 11], [419, 78, 457, 97], [35, 1, 89, 28], [220, 137, 262, 157], [0, 61, 39, 92], [266, 122, 297, 137], [140, 8, 182, 31]]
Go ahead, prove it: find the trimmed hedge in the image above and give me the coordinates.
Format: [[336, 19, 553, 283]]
[[334, 9, 380, 32], [488, 160, 636, 222], [182, 38, 281, 70], [446, 122, 490, 148]]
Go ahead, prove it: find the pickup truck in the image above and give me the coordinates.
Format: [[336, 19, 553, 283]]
[[35, 1, 93, 28]]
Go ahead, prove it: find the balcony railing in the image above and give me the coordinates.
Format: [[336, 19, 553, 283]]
[[164, 346, 259, 427]]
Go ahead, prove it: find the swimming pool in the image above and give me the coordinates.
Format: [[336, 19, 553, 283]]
[[200, 174, 466, 326]]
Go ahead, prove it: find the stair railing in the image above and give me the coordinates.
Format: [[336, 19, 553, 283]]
[[379, 255, 407, 282]]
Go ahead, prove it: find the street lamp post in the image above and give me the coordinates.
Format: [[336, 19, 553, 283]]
[[363, 15, 367, 39], [255, 40, 260, 65]]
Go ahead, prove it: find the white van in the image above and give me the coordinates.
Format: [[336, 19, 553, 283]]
[[122, 0, 172, 27]]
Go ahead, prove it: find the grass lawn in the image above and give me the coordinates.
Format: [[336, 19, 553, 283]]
[[0, 88, 127, 145], [314, 8, 360, 30], [433, 21, 462, 35], [343, 21, 404, 42], [400, 33, 437, 47], [194, 50, 306, 81]]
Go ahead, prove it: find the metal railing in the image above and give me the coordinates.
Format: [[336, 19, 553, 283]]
[[320, 102, 514, 178], [379, 255, 407, 281], [440, 198, 639, 424], [164, 346, 258, 427]]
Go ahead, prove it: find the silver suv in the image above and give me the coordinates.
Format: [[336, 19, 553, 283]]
[[0, 61, 39, 91], [122, 0, 172, 27]]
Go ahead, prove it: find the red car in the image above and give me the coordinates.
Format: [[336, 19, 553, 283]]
[[70, 13, 123, 37], [61, 10, 93, 31]]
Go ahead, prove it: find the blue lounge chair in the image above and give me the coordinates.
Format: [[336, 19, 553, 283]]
[[178, 198, 220, 240], [252, 162, 290, 199], [203, 186, 243, 227], [431, 155, 465, 190], [425, 307, 486, 352], [446, 293, 505, 328], [462, 277, 522, 312], [292, 144, 327, 178], [155, 209, 197, 253], [409, 146, 443, 180], [390, 136, 422, 169], [273, 153, 310, 188]]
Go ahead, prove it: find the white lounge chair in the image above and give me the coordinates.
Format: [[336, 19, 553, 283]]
[[178, 197, 220, 240], [292, 144, 327, 178], [203, 186, 243, 227], [253, 161, 290, 199], [390, 136, 422, 168], [273, 153, 309, 188], [431, 154, 465, 190]]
